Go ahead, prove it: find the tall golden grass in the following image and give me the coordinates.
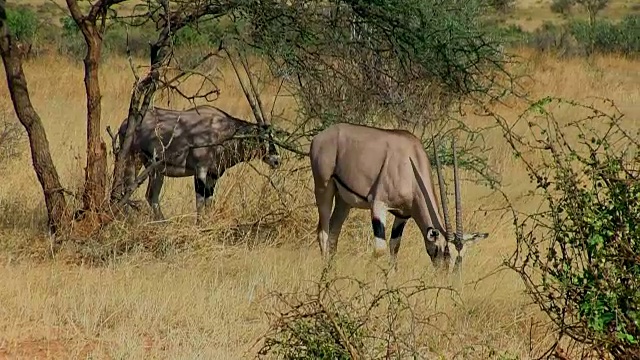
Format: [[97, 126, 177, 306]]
[[0, 49, 638, 358]]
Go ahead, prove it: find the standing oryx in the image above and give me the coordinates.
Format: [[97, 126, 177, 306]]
[[117, 104, 281, 223], [309, 123, 488, 273]]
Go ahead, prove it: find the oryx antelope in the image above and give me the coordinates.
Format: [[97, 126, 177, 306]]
[[117, 104, 281, 222], [310, 123, 488, 273]]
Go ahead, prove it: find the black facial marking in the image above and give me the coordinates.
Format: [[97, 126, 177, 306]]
[[372, 218, 385, 239], [454, 240, 464, 252], [390, 221, 406, 239], [425, 240, 438, 259], [194, 177, 215, 198]]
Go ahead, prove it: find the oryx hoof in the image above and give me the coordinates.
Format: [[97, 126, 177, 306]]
[[372, 238, 387, 258]]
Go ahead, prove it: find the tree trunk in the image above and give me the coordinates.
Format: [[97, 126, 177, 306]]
[[109, 45, 165, 205], [0, 5, 69, 234], [80, 31, 107, 213], [109, 75, 158, 205]]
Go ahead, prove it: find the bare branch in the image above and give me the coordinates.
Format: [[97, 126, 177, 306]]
[[223, 46, 266, 125], [106, 125, 119, 155], [238, 49, 268, 125]]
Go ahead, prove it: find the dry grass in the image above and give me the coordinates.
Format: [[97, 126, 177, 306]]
[[0, 48, 638, 359]]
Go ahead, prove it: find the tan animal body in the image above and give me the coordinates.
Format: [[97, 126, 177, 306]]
[[310, 123, 488, 272], [117, 105, 280, 222]]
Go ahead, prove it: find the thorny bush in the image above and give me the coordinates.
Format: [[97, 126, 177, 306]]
[[256, 267, 449, 359], [256, 267, 516, 359], [499, 97, 640, 359]]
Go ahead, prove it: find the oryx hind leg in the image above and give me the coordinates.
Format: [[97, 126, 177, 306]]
[[389, 216, 409, 270], [314, 180, 336, 260], [145, 169, 165, 221], [327, 195, 351, 255], [370, 201, 388, 258]]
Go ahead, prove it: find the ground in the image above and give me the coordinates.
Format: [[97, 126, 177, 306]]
[[0, 1, 639, 359]]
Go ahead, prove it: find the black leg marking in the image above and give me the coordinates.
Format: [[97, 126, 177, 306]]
[[390, 221, 406, 239], [372, 217, 385, 239], [194, 177, 215, 198]]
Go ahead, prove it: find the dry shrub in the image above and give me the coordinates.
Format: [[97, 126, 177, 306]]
[[256, 267, 518, 359], [0, 111, 24, 170]]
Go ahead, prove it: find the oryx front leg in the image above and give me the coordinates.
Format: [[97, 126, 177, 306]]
[[327, 195, 351, 256], [389, 216, 409, 270], [145, 170, 165, 221], [194, 169, 217, 225], [370, 201, 388, 258]]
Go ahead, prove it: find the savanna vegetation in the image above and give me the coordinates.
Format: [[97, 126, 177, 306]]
[[0, 0, 638, 358]]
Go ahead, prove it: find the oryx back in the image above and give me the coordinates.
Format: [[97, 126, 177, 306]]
[[310, 123, 440, 218], [119, 105, 245, 177]]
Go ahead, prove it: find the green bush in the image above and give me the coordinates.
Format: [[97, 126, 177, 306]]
[[616, 14, 640, 55], [569, 15, 640, 56], [55, 15, 226, 61], [257, 271, 458, 359], [174, 25, 211, 48], [570, 19, 621, 54], [550, 0, 575, 17], [488, 24, 532, 48], [263, 311, 366, 360], [5, 7, 39, 44], [523, 16, 640, 57], [505, 97, 640, 359], [103, 22, 156, 58], [486, 0, 516, 13], [58, 15, 84, 59], [528, 21, 582, 56], [57, 16, 158, 60]]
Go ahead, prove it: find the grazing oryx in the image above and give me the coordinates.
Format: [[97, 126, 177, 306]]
[[117, 104, 281, 222], [309, 123, 488, 273]]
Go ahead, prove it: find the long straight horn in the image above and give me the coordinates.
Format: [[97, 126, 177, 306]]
[[432, 135, 453, 243], [452, 137, 463, 247]]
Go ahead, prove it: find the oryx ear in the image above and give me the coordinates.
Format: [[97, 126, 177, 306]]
[[461, 232, 489, 245]]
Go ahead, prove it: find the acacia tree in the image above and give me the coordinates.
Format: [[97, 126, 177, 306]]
[[0, 0, 512, 236]]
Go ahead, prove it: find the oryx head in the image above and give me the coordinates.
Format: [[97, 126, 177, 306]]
[[412, 136, 489, 274]]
